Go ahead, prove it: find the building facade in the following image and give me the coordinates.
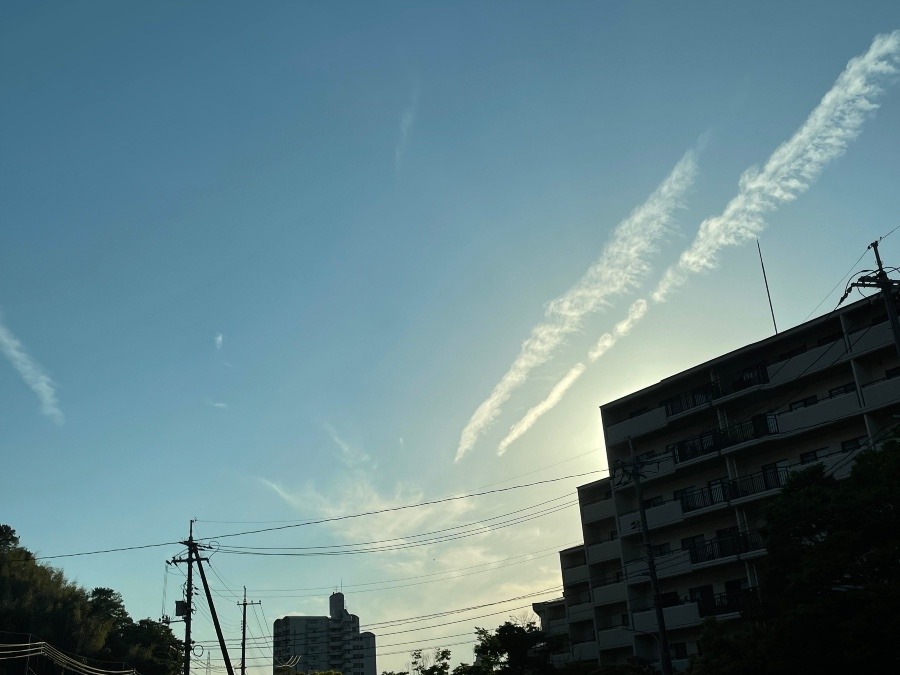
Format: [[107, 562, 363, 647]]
[[535, 293, 900, 671], [274, 593, 376, 675]]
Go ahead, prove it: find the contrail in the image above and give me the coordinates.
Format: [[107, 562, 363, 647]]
[[497, 300, 647, 454], [654, 29, 900, 302], [0, 310, 64, 424], [495, 30, 900, 454], [454, 148, 699, 462]]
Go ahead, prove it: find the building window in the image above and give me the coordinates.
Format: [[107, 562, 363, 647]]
[[829, 382, 856, 398], [789, 395, 817, 411], [800, 447, 829, 464], [841, 436, 868, 453], [886, 366, 900, 380]]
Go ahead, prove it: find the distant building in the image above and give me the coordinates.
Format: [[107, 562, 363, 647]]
[[535, 293, 900, 672], [274, 592, 376, 675]]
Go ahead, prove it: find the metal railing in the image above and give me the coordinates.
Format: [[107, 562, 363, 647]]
[[668, 414, 779, 463], [686, 531, 765, 564]]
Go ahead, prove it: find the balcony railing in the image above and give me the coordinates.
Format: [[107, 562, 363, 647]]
[[730, 466, 791, 497], [678, 467, 791, 512], [697, 589, 763, 618], [663, 383, 716, 417], [668, 414, 779, 463], [686, 531, 765, 564], [718, 363, 770, 396]]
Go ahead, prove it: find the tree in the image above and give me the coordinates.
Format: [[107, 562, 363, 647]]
[[411, 648, 451, 675], [687, 444, 900, 674], [0, 524, 182, 675]]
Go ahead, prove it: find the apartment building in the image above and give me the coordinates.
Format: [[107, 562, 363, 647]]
[[534, 293, 900, 671], [273, 592, 376, 675]]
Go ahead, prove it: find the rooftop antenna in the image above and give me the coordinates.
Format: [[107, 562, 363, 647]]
[[757, 239, 778, 334]]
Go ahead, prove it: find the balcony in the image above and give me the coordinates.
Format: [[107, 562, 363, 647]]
[[861, 376, 900, 408], [766, 338, 847, 386], [619, 499, 683, 535], [605, 405, 668, 445], [632, 601, 701, 633], [595, 626, 634, 650], [777, 391, 860, 434], [592, 580, 628, 606], [670, 414, 778, 463], [686, 531, 765, 565], [729, 467, 791, 503], [562, 562, 589, 585], [663, 383, 715, 417], [570, 641, 599, 661], [697, 589, 762, 618], [587, 539, 621, 564], [626, 549, 692, 581], [581, 497, 616, 523], [717, 363, 769, 397], [849, 320, 893, 355]]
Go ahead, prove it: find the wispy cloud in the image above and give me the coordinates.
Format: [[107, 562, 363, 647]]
[[395, 81, 419, 170], [324, 422, 372, 470], [208, 400, 228, 409], [215, 332, 223, 350], [0, 310, 63, 424], [494, 30, 900, 453], [653, 30, 900, 303], [455, 148, 700, 461], [497, 299, 647, 453]]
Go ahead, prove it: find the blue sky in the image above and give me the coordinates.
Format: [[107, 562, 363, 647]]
[[2, 2, 900, 672]]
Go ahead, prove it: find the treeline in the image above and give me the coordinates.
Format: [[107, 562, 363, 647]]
[[0, 525, 181, 675]]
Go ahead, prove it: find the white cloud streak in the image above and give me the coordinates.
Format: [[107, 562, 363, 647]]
[[653, 29, 900, 303], [493, 30, 900, 454], [455, 149, 699, 461], [215, 332, 223, 350], [395, 81, 419, 169], [0, 311, 63, 424], [497, 299, 648, 453]]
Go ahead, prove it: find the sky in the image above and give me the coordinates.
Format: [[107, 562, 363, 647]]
[[2, 1, 900, 673]]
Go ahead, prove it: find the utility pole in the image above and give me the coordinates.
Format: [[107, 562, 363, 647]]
[[620, 439, 673, 675], [841, 239, 900, 358], [238, 587, 261, 675], [169, 521, 196, 675], [170, 520, 236, 675]]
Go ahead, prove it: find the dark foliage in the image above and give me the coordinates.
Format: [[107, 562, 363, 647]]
[[0, 525, 181, 675]]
